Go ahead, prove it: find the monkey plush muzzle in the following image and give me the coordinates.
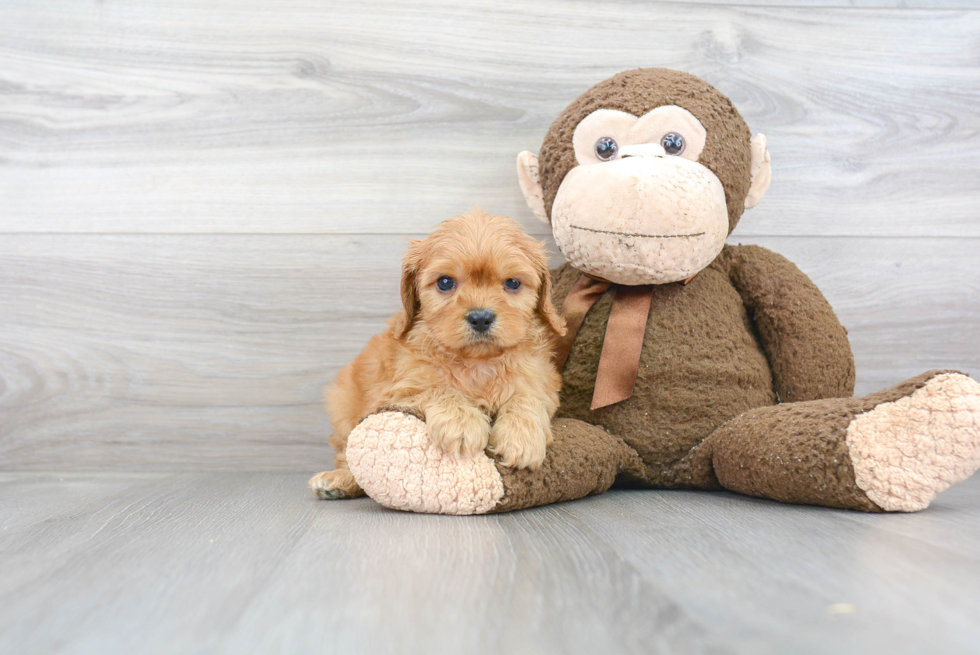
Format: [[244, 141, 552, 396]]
[[551, 155, 729, 285]]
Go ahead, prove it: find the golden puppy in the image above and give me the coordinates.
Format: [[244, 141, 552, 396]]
[[309, 209, 567, 499]]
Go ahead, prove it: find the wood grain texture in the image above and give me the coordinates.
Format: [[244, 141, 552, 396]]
[[0, 471, 978, 654], [1, 234, 977, 471], [0, 471, 170, 532], [2, 5, 977, 651], [1, 0, 978, 470], [1, 0, 978, 236]]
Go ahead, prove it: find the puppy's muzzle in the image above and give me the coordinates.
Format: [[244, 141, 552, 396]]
[[465, 308, 495, 334]]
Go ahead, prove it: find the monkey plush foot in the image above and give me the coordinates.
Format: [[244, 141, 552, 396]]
[[345, 409, 506, 515], [846, 372, 980, 512], [344, 409, 639, 515]]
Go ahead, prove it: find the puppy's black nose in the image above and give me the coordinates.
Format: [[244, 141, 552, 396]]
[[466, 309, 495, 334]]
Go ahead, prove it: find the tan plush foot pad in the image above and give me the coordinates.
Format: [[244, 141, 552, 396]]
[[847, 373, 980, 512], [345, 411, 505, 515]]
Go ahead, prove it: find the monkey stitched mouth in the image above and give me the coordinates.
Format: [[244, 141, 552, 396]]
[[571, 225, 705, 239]]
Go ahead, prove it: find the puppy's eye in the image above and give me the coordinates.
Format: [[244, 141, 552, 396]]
[[436, 276, 456, 292], [504, 278, 521, 291]]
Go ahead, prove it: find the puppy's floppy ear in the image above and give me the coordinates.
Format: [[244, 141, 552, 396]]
[[392, 239, 424, 339], [536, 269, 566, 338], [527, 239, 566, 337]]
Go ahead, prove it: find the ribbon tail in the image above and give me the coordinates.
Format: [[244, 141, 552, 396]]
[[591, 285, 654, 410], [554, 275, 610, 372]]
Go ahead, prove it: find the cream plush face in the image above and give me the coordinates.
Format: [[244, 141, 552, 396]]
[[516, 87, 771, 286], [553, 107, 727, 285]]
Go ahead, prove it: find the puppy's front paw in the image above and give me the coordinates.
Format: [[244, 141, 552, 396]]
[[426, 403, 491, 457], [489, 413, 550, 470], [308, 469, 364, 500]]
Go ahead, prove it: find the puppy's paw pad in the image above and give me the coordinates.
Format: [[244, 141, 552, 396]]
[[847, 372, 980, 512], [308, 470, 362, 500], [316, 487, 352, 500]]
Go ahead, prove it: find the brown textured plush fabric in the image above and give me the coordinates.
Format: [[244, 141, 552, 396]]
[[486, 370, 960, 513], [538, 68, 753, 233], [473, 69, 978, 514], [492, 418, 644, 513], [552, 255, 777, 487], [551, 243, 858, 489], [349, 69, 976, 515], [372, 404, 425, 421], [691, 398, 881, 511], [722, 245, 855, 402], [677, 370, 959, 511]]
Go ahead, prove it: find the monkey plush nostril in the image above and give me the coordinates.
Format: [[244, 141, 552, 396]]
[[465, 309, 495, 334], [619, 143, 667, 159]]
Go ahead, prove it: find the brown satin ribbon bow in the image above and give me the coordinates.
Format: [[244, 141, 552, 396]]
[[554, 273, 694, 411]]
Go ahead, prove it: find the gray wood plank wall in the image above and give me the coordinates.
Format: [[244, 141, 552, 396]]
[[1, 0, 978, 471]]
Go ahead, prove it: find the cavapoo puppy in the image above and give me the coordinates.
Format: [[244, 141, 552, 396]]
[[309, 209, 567, 499]]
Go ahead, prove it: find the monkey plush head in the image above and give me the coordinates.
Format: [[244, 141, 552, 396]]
[[517, 68, 772, 285]]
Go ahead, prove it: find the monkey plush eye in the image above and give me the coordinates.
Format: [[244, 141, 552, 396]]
[[436, 276, 456, 292], [661, 132, 685, 155], [594, 137, 618, 161], [504, 278, 521, 291]]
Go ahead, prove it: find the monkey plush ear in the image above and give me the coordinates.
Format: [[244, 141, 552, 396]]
[[745, 134, 772, 210], [516, 151, 550, 224]]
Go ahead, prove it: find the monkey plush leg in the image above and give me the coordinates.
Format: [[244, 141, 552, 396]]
[[343, 408, 642, 515], [680, 370, 980, 512]]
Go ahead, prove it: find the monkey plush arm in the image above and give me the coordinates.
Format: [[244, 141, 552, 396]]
[[722, 244, 855, 402]]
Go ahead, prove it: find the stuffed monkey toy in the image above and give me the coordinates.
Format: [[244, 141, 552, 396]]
[[339, 68, 980, 515]]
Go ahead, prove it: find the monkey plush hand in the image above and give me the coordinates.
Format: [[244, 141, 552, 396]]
[[344, 68, 980, 514]]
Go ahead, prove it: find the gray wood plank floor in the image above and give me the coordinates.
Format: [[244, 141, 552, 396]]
[[2, 472, 979, 655]]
